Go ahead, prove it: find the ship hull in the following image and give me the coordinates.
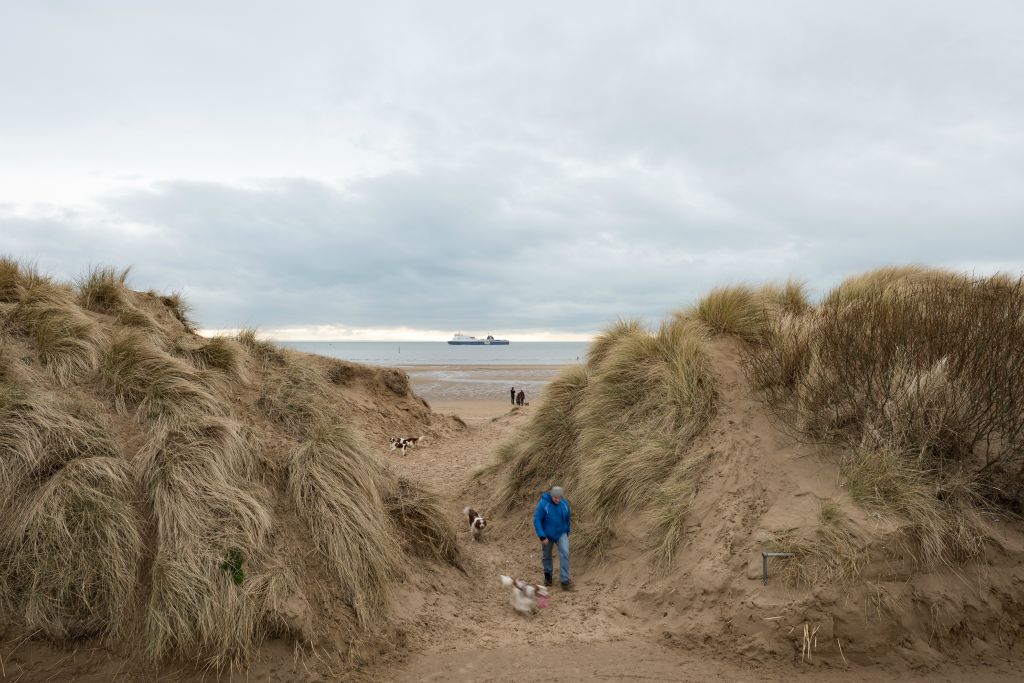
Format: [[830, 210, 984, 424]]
[[447, 340, 510, 345]]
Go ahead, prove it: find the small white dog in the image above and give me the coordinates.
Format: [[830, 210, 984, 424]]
[[500, 575, 549, 616], [463, 507, 487, 541]]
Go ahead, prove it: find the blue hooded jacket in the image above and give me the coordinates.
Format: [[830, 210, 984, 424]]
[[533, 491, 570, 541]]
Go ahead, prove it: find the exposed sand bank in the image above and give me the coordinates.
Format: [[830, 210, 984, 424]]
[[404, 363, 567, 425]]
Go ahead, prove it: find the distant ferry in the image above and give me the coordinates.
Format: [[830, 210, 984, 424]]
[[448, 333, 510, 345]]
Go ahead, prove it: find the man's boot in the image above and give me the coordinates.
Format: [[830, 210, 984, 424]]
[[544, 572, 553, 587]]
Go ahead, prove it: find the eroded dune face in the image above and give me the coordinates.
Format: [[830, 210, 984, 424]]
[[486, 271, 1024, 668], [0, 259, 463, 674]]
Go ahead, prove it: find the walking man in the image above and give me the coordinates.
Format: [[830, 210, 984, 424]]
[[533, 485, 572, 590], [510, 386, 516, 405]]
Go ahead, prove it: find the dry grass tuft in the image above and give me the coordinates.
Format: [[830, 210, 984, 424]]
[[748, 269, 1018, 573], [769, 516, 868, 587], [745, 312, 816, 404], [77, 265, 131, 313], [159, 291, 195, 331], [820, 265, 961, 309], [0, 256, 48, 303], [237, 327, 285, 365], [138, 419, 277, 668], [649, 450, 715, 570], [691, 285, 769, 342], [257, 360, 330, 437], [115, 306, 161, 331], [10, 282, 102, 385], [174, 335, 245, 381], [574, 316, 717, 557], [0, 457, 143, 642], [586, 318, 644, 370], [380, 368, 410, 395], [99, 328, 222, 425], [327, 359, 371, 385], [0, 379, 119, 505], [840, 444, 987, 566], [288, 423, 403, 627], [382, 475, 462, 568], [757, 279, 811, 316]]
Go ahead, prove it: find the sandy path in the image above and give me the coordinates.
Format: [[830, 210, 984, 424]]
[[375, 406, 1021, 683]]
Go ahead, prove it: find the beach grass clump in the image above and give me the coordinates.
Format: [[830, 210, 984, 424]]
[[745, 312, 816, 405], [159, 291, 195, 331], [491, 314, 718, 564], [326, 359, 376, 385], [819, 265, 962, 309], [769, 514, 869, 587], [757, 279, 811, 316], [257, 360, 330, 437], [747, 269, 1024, 566], [0, 457, 143, 642], [380, 367, 410, 395], [840, 444, 986, 565], [0, 378, 119, 504], [77, 265, 131, 314], [649, 449, 715, 570], [287, 423, 403, 627], [382, 475, 462, 568], [237, 327, 285, 365], [690, 285, 770, 342], [99, 328, 222, 425], [10, 281, 103, 385], [574, 316, 717, 557], [585, 318, 645, 371], [138, 419, 276, 668], [174, 335, 245, 381], [0, 256, 48, 303], [798, 276, 1023, 492], [115, 305, 162, 332]]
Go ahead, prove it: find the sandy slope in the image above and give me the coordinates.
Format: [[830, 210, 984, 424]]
[[373, 398, 1021, 682]]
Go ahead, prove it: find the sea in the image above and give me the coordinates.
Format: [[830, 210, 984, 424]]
[[278, 341, 590, 403], [278, 341, 590, 366]]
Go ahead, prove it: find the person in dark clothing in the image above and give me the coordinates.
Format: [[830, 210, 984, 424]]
[[510, 386, 516, 405], [533, 485, 572, 589], [517, 389, 525, 406]]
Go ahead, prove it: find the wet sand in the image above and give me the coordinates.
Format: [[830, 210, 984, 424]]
[[403, 363, 569, 425]]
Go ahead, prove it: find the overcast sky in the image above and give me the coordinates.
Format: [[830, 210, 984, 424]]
[[2, 1, 1023, 340]]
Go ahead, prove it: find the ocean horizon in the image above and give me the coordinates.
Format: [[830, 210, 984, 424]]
[[277, 341, 590, 367]]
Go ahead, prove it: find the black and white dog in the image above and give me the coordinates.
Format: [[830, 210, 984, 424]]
[[500, 575, 549, 615], [463, 507, 487, 541], [388, 435, 425, 455]]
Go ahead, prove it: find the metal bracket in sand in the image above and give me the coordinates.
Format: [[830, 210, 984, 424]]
[[762, 552, 794, 586]]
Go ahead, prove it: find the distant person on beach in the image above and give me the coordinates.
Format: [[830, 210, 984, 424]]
[[510, 386, 516, 405], [517, 389, 525, 406], [534, 485, 572, 590]]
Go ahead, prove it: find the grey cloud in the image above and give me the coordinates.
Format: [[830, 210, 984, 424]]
[[2, 1, 1024, 335]]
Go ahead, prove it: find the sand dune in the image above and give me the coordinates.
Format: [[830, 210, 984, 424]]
[[2, 261, 1023, 681]]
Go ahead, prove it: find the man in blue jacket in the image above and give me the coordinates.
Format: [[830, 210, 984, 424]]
[[534, 485, 572, 590]]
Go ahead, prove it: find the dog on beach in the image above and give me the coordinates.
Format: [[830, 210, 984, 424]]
[[500, 575, 549, 616], [388, 435, 425, 455], [463, 507, 487, 541]]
